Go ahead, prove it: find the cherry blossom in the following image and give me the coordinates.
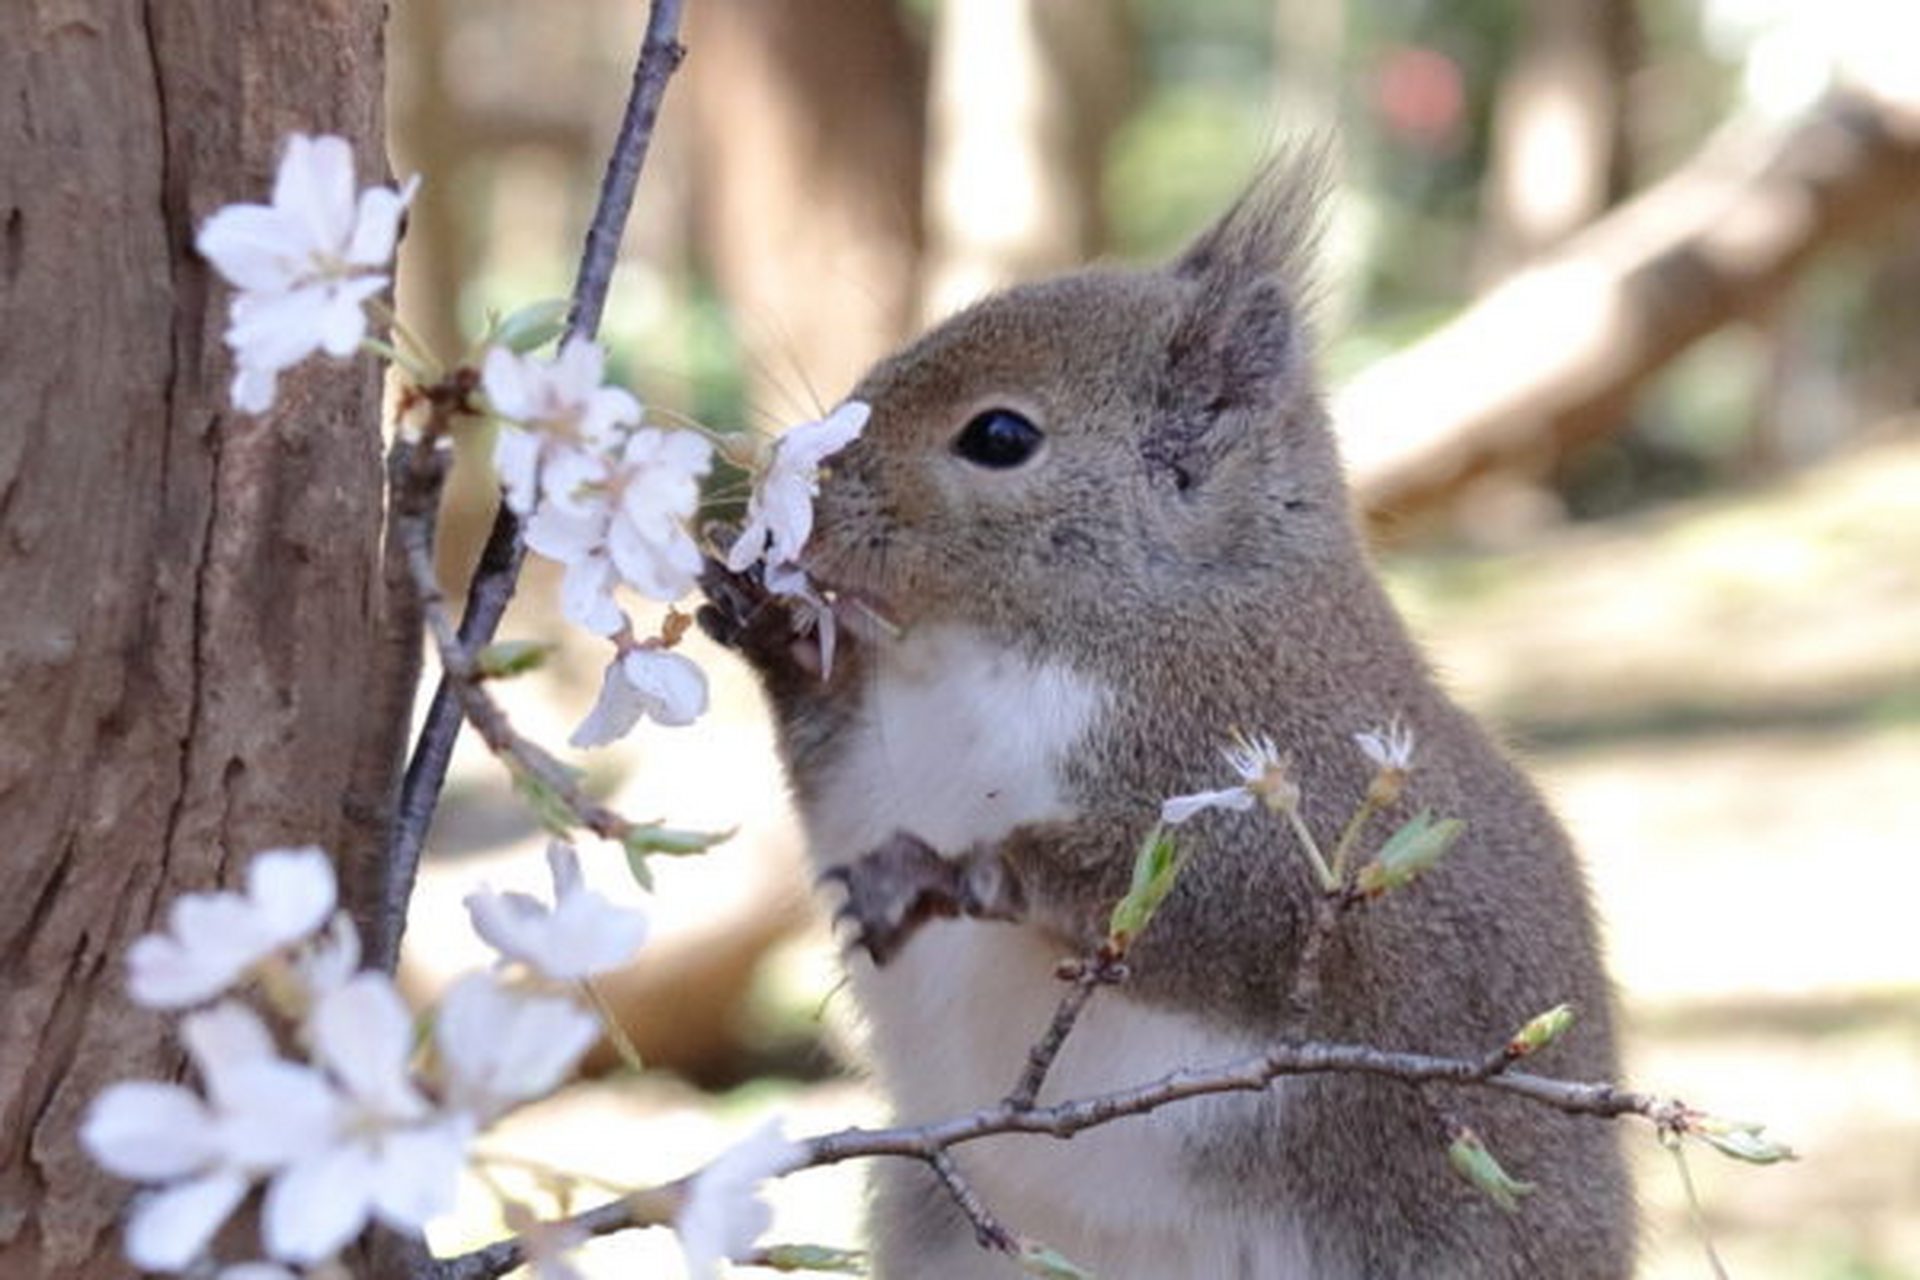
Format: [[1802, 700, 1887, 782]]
[[521, 424, 714, 632], [127, 847, 338, 1009], [434, 973, 601, 1122], [80, 1002, 341, 1272], [569, 647, 710, 746], [263, 973, 470, 1263], [1160, 733, 1297, 825], [675, 1118, 806, 1280], [725, 400, 870, 573], [195, 134, 416, 412], [1355, 718, 1417, 772], [484, 339, 642, 517], [464, 843, 651, 980]]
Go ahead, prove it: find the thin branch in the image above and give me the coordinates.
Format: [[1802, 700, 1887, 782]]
[[928, 1148, 1018, 1253], [1004, 948, 1127, 1111], [394, 461, 642, 848], [377, 0, 690, 973], [428, 1032, 1695, 1280]]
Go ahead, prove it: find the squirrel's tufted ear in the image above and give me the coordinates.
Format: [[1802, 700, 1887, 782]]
[[1146, 146, 1330, 490]]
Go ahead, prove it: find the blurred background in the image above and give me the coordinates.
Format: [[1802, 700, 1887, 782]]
[[386, 1, 1920, 1275]]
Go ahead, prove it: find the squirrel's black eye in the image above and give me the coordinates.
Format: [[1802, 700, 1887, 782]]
[[951, 409, 1044, 469]]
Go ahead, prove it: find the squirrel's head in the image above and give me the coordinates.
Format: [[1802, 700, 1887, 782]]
[[807, 155, 1357, 645]]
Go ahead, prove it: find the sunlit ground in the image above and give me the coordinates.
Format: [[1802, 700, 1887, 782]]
[[415, 435, 1920, 1277]]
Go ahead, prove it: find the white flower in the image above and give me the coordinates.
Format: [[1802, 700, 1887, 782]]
[[127, 847, 338, 1008], [1354, 718, 1417, 772], [522, 426, 714, 632], [195, 134, 416, 412], [465, 843, 651, 979], [725, 401, 870, 573], [1160, 733, 1297, 825], [219, 1265, 299, 1280], [81, 1003, 342, 1272], [435, 973, 601, 1121], [570, 647, 709, 746], [263, 973, 470, 1264], [293, 912, 363, 1000], [484, 339, 642, 516], [676, 1118, 805, 1280]]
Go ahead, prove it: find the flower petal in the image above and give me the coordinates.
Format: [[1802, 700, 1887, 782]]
[[558, 554, 626, 636], [436, 975, 598, 1119], [80, 1082, 219, 1181], [618, 648, 708, 728], [195, 204, 302, 293], [245, 847, 338, 947], [345, 175, 417, 267], [1159, 787, 1257, 825], [127, 1170, 250, 1273], [368, 1116, 470, 1232], [264, 1142, 375, 1265], [274, 134, 356, 259], [308, 973, 426, 1121]]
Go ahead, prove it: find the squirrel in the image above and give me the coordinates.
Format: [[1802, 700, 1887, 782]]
[[700, 158, 1635, 1279]]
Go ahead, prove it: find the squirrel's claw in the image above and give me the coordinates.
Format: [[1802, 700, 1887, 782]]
[[821, 832, 1025, 966]]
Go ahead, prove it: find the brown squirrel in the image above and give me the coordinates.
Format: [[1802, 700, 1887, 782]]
[[701, 160, 1634, 1278]]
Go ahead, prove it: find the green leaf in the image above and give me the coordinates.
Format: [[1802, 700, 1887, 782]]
[[620, 823, 733, 891], [1447, 1127, 1535, 1212], [758, 1243, 867, 1273], [1107, 826, 1185, 946], [513, 770, 576, 838], [1016, 1240, 1093, 1279], [1690, 1116, 1796, 1165], [492, 297, 572, 354], [1356, 810, 1463, 897], [474, 639, 553, 680]]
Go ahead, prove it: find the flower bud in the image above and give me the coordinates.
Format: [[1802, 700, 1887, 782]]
[[1506, 1003, 1577, 1058]]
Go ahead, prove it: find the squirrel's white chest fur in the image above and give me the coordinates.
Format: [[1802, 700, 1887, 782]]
[[802, 625, 1307, 1276]]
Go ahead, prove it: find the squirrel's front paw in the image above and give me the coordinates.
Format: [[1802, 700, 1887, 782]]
[[821, 832, 1025, 965], [695, 526, 819, 680]]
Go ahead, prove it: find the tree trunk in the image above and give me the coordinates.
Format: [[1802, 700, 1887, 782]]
[[684, 0, 928, 410], [920, 0, 1133, 322], [0, 5, 395, 1275]]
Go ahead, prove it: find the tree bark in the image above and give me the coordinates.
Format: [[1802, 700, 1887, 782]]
[[683, 0, 928, 409], [919, 0, 1133, 322], [0, 5, 394, 1275], [1343, 88, 1920, 533]]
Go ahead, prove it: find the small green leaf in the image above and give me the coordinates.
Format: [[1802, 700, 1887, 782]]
[[474, 639, 553, 680], [758, 1243, 867, 1273], [1016, 1240, 1092, 1279], [492, 297, 572, 354], [1690, 1115, 1796, 1165], [1107, 826, 1185, 946], [1447, 1126, 1534, 1212], [1506, 1003, 1576, 1058], [513, 770, 576, 838], [620, 823, 733, 891], [1356, 810, 1463, 897]]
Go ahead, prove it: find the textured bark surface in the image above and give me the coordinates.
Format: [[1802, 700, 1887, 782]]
[[0, 4, 392, 1274]]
